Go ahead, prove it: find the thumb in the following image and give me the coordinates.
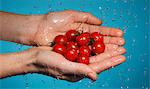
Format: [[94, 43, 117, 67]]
[[66, 10, 102, 25], [75, 64, 98, 81]]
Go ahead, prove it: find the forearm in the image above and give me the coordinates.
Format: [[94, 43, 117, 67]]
[[0, 12, 43, 45], [0, 50, 37, 78]]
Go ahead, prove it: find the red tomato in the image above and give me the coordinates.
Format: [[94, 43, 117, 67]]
[[77, 55, 89, 65], [66, 41, 78, 50], [84, 32, 90, 36], [54, 35, 67, 44], [65, 30, 78, 41], [92, 41, 105, 54], [65, 49, 78, 62], [79, 46, 91, 56], [53, 44, 66, 55], [91, 32, 103, 43], [76, 33, 90, 46]]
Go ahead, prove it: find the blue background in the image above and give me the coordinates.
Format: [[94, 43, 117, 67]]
[[0, 0, 149, 89]]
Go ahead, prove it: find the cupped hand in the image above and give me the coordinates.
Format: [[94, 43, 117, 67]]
[[30, 46, 125, 82], [33, 10, 124, 46]]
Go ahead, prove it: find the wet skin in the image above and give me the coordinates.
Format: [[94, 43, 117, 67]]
[[0, 10, 126, 82]]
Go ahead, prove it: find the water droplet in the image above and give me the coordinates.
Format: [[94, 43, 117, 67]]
[[123, 26, 127, 33], [114, 0, 117, 3], [144, 7, 147, 10], [145, 87, 148, 89], [145, 22, 148, 25], [123, 0, 127, 3], [99, 6, 102, 10], [126, 86, 129, 88], [127, 68, 131, 72], [101, 84, 105, 87], [144, 35, 148, 39], [134, 25, 138, 28], [78, 80, 82, 83], [127, 78, 130, 81], [142, 86, 144, 88], [112, 18, 116, 22], [56, 77, 60, 80], [24, 75, 29, 89], [144, 71, 147, 75]]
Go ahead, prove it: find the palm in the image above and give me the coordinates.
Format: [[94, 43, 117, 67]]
[[34, 11, 77, 46], [32, 10, 126, 82], [34, 10, 124, 48], [35, 49, 87, 82], [35, 43, 125, 82]]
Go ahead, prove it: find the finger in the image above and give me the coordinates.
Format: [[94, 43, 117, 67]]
[[89, 25, 123, 37], [90, 47, 126, 63], [72, 63, 97, 81], [61, 75, 83, 82], [67, 10, 102, 25], [89, 55, 126, 73], [100, 26, 123, 37], [105, 44, 119, 52], [104, 37, 125, 45], [37, 46, 52, 50], [70, 23, 123, 37], [69, 23, 125, 45], [62, 60, 97, 81]]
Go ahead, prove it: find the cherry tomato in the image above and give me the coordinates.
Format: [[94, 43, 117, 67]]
[[79, 46, 91, 56], [92, 41, 105, 54], [65, 30, 78, 41], [53, 44, 66, 55], [65, 49, 78, 62], [76, 33, 90, 46], [54, 35, 67, 44], [66, 41, 78, 50], [84, 32, 90, 36], [77, 55, 89, 65], [91, 32, 103, 43]]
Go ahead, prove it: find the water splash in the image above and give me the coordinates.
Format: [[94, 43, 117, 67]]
[[24, 75, 29, 89]]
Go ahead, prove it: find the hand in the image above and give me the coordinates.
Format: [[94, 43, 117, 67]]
[[0, 11, 124, 47], [30, 46, 125, 82], [33, 10, 124, 46], [0, 11, 126, 81]]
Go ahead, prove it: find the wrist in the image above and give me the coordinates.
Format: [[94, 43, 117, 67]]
[[0, 51, 37, 78], [18, 15, 45, 46], [0, 48, 41, 78], [0, 12, 45, 45], [21, 48, 39, 73]]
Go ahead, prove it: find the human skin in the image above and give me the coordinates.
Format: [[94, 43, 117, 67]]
[[0, 46, 126, 82], [0, 10, 126, 82], [0, 10, 124, 46]]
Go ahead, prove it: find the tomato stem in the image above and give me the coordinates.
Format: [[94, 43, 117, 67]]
[[49, 42, 55, 47]]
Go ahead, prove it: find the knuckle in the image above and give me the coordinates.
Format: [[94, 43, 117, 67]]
[[85, 12, 92, 16]]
